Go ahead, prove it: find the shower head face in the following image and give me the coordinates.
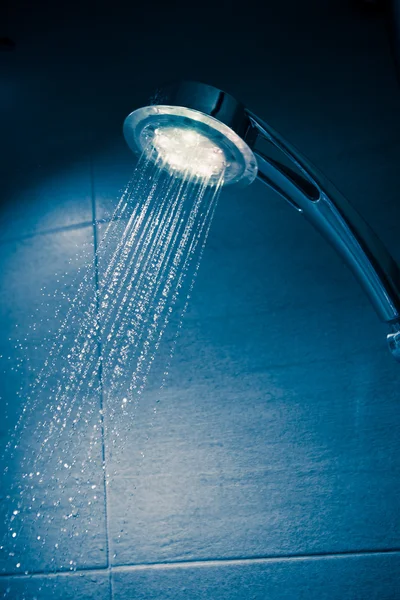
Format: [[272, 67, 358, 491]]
[[123, 82, 258, 187]]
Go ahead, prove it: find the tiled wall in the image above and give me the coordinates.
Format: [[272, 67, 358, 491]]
[[1, 1, 400, 598]]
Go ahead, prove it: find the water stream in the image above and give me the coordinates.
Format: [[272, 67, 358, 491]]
[[0, 152, 224, 575]]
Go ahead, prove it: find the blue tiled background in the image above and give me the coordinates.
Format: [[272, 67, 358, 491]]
[[1, 0, 400, 598]]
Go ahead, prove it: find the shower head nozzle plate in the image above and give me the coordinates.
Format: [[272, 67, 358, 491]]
[[123, 82, 258, 187]]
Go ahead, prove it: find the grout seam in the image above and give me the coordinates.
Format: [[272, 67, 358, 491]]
[[0, 221, 95, 246], [90, 156, 113, 600], [0, 215, 120, 247], [2, 548, 400, 579]]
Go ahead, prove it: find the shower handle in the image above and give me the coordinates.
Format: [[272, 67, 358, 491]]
[[247, 111, 400, 360]]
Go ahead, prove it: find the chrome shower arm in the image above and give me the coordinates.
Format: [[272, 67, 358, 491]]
[[247, 111, 400, 360]]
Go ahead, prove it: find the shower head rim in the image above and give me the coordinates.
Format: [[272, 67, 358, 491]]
[[123, 104, 258, 187]]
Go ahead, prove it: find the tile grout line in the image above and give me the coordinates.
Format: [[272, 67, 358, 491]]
[[0, 221, 95, 246], [89, 156, 113, 600], [2, 548, 400, 579], [0, 215, 133, 247], [111, 547, 400, 571]]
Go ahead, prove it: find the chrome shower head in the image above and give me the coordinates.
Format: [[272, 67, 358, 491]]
[[123, 81, 257, 186], [123, 80, 400, 361]]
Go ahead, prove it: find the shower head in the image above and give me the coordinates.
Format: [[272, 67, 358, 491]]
[[123, 80, 400, 361], [123, 81, 258, 186]]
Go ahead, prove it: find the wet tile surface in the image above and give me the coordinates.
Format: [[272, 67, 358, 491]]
[[0, 226, 95, 343], [0, 155, 93, 243], [0, 334, 108, 575], [106, 348, 399, 565], [0, 224, 107, 575], [112, 554, 400, 600], [0, 571, 110, 600]]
